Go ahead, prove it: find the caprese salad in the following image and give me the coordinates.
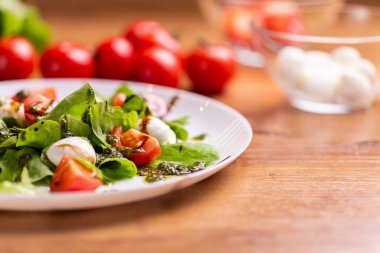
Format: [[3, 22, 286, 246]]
[[0, 84, 219, 194]]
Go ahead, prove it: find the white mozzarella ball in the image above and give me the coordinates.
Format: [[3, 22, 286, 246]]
[[46, 137, 96, 166], [142, 94, 168, 118], [352, 59, 377, 83], [305, 51, 332, 65], [331, 46, 361, 65], [276, 46, 305, 88], [335, 67, 373, 105], [138, 116, 176, 144], [301, 62, 342, 102]]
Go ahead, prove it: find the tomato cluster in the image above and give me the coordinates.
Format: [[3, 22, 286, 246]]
[[0, 20, 237, 95]]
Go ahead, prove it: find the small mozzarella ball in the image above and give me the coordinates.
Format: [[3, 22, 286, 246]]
[[301, 62, 342, 102], [142, 94, 168, 118], [352, 59, 377, 83], [305, 51, 332, 65], [335, 66, 373, 105], [46, 137, 96, 166], [331, 46, 361, 65], [276, 46, 305, 88], [138, 116, 176, 144]]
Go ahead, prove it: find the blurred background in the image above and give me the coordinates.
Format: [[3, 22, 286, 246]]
[[27, 0, 380, 46]]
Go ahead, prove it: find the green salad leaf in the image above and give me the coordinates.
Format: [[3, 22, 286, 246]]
[[0, 181, 38, 195], [16, 120, 61, 149], [61, 114, 90, 138], [0, 135, 17, 154], [150, 143, 219, 167], [166, 116, 190, 141], [0, 148, 53, 183], [110, 84, 134, 101], [88, 102, 138, 149], [43, 84, 96, 122], [98, 157, 137, 182], [111, 84, 151, 118]]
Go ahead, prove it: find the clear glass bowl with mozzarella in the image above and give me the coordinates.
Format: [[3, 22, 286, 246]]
[[197, 0, 345, 67], [254, 4, 380, 114]]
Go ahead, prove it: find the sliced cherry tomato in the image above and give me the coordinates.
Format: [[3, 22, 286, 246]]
[[40, 41, 94, 78], [186, 44, 236, 95], [125, 20, 185, 62], [112, 92, 127, 107], [12, 86, 57, 103], [23, 94, 53, 124], [0, 37, 36, 80], [95, 37, 137, 80], [136, 47, 181, 88], [114, 128, 161, 167], [50, 155, 102, 192], [110, 125, 123, 148]]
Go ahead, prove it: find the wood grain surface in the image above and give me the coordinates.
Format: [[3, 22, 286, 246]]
[[1, 5, 380, 253]]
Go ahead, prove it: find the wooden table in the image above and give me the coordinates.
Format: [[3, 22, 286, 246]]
[[2, 6, 380, 253]]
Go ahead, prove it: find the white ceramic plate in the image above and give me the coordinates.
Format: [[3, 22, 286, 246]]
[[0, 78, 252, 211]]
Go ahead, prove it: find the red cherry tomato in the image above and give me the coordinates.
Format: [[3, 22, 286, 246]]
[[23, 94, 53, 124], [222, 6, 263, 46], [186, 44, 236, 95], [112, 93, 126, 107], [125, 20, 185, 62], [136, 47, 181, 88], [50, 155, 102, 192], [40, 41, 94, 78], [95, 37, 136, 80], [111, 128, 161, 167], [0, 37, 36, 80], [12, 86, 57, 103], [263, 14, 305, 34]]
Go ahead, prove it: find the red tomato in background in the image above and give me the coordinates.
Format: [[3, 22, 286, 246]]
[[136, 47, 181, 88], [40, 41, 94, 78], [0, 37, 36, 80], [222, 0, 305, 45], [222, 6, 263, 46], [95, 37, 137, 80], [12, 86, 57, 103], [50, 155, 102, 192], [23, 94, 53, 123], [125, 20, 185, 62], [263, 14, 305, 34], [111, 127, 161, 167], [186, 44, 236, 95]]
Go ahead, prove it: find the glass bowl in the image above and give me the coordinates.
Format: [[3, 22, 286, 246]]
[[198, 0, 345, 67], [254, 4, 380, 114]]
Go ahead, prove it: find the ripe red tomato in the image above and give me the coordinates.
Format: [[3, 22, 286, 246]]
[[111, 127, 161, 167], [40, 41, 94, 78], [95, 37, 136, 80], [0, 37, 36, 80], [23, 94, 53, 123], [263, 14, 305, 34], [222, 6, 263, 46], [50, 155, 102, 192], [125, 20, 185, 62], [136, 47, 181, 87], [112, 93, 126, 107], [186, 44, 236, 95], [12, 86, 57, 103]]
